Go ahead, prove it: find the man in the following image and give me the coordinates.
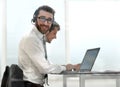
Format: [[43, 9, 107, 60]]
[[18, 5, 75, 87], [45, 21, 60, 43], [46, 21, 80, 71]]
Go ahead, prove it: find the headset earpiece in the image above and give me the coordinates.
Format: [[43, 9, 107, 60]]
[[32, 9, 39, 23]]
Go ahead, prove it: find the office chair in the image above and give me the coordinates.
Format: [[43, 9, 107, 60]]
[[1, 66, 9, 87], [8, 64, 25, 87]]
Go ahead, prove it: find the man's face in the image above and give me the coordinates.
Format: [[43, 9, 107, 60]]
[[46, 27, 58, 43], [36, 10, 53, 34]]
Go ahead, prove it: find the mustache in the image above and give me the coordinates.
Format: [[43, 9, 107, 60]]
[[40, 24, 49, 28]]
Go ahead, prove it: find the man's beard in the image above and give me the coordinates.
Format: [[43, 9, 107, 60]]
[[36, 23, 49, 34]]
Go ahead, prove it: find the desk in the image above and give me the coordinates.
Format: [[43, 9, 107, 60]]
[[63, 72, 120, 87]]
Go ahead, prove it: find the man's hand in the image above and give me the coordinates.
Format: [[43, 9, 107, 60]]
[[73, 63, 81, 72], [66, 64, 74, 71]]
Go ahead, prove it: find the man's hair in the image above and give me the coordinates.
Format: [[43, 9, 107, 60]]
[[31, 5, 55, 23], [49, 21, 60, 32]]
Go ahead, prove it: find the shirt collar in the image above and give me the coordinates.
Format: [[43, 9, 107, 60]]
[[32, 25, 44, 40]]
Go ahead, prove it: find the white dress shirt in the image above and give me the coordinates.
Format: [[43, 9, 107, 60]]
[[18, 25, 66, 85]]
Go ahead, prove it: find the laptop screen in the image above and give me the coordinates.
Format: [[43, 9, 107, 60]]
[[80, 48, 100, 72]]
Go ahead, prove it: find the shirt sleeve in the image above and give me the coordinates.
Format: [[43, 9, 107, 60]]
[[23, 36, 66, 74]]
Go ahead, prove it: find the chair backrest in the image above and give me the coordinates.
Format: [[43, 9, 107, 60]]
[[8, 64, 24, 87], [1, 66, 10, 87], [10, 64, 23, 79]]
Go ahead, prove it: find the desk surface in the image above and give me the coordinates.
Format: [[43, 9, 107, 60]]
[[52, 71, 120, 75]]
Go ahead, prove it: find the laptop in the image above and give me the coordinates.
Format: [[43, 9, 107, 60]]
[[61, 47, 100, 74]]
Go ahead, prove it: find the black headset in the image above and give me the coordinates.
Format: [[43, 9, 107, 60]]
[[32, 8, 39, 23]]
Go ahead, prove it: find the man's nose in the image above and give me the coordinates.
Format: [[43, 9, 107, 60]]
[[44, 21, 48, 25]]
